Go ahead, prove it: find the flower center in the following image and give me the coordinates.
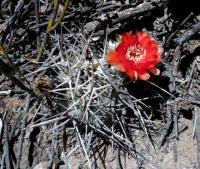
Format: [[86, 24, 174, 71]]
[[125, 45, 146, 62]]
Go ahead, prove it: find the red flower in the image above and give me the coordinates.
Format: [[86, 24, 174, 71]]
[[107, 31, 163, 80]]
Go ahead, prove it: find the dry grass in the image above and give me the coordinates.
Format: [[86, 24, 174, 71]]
[[0, 0, 200, 168]]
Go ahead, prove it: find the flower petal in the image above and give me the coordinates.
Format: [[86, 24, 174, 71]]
[[122, 32, 133, 42], [157, 47, 164, 56], [136, 31, 149, 41], [140, 36, 151, 47], [138, 71, 150, 80], [149, 67, 160, 75], [127, 70, 138, 80], [145, 40, 158, 52], [116, 34, 122, 42], [107, 51, 120, 65], [115, 63, 125, 72], [124, 67, 136, 79], [106, 31, 162, 81]]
